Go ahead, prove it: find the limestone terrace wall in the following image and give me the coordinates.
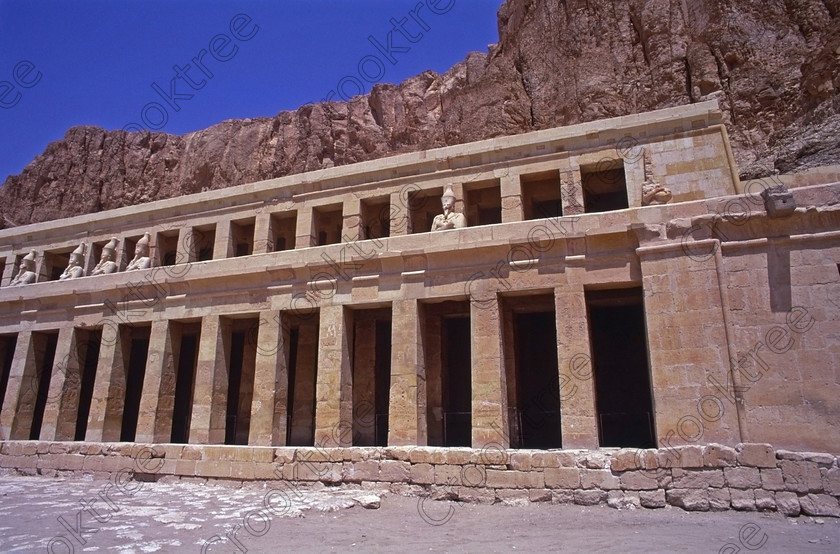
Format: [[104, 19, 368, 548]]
[[1, 441, 838, 517]]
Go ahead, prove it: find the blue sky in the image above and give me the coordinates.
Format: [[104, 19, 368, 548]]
[[0, 0, 501, 183]]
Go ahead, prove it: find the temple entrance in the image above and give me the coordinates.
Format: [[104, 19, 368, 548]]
[[502, 294, 562, 449], [72, 329, 101, 441], [285, 310, 319, 446], [224, 317, 258, 445], [120, 325, 151, 442], [422, 300, 471, 447], [350, 307, 392, 446], [586, 288, 655, 448], [29, 331, 59, 440], [0, 334, 17, 415], [170, 321, 201, 444]]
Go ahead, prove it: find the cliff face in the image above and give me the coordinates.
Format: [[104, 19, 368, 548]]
[[2, 0, 838, 228]]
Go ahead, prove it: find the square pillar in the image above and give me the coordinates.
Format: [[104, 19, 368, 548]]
[[177, 227, 196, 263], [0, 330, 33, 439], [38, 326, 76, 440], [135, 320, 173, 443], [342, 197, 362, 243], [2, 253, 16, 286], [314, 305, 352, 446], [213, 219, 233, 260], [295, 207, 315, 248], [86, 324, 128, 442], [190, 314, 229, 444], [389, 191, 410, 236], [555, 286, 599, 448], [560, 168, 585, 216], [253, 213, 273, 254], [470, 296, 509, 449], [500, 172, 524, 223], [388, 299, 426, 446], [249, 311, 289, 446]]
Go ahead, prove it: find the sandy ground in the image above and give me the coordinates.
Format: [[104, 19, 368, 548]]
[[0, 475, 838, 553]]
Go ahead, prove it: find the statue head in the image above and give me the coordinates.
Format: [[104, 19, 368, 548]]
[[100, 238, 118, 262], [135, 232, 151, 256], [21, 250, 36, 271], [441, 184, 457, 216], [69, 243, 85, 267]]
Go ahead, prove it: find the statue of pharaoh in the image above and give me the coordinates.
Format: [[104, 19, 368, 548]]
[[431, 184, 467, 231], [59, 243, 86, 280]]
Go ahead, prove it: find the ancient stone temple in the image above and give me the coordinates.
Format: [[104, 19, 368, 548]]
[[1, 100, 838, 515]]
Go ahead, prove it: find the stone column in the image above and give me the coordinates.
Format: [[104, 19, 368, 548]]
[[289, 318, 318, 445], [555, 286, 599, 448], [388, 299, 426, 446], [86, 324, 127, 442], [38, 325, 76, 440], [135, 320, 173, 443], [314, 305, 352, 446], [176, 227, 196, 264], [213, 219, 233, 260], [0, 330, 33, 439], [342, 197, 362, 243], [253, 213, 273, 254], [190, 314, 229, 444], [500, 172, 524, 223], [1, 253, 16, 286], [470, 296, 509, 449], [295, 207, 315, 248], [560, 168, 585, 216], [389, 191, 410, 237], [249, 311, 289, 446]]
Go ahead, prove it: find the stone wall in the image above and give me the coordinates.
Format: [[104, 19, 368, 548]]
[[2, 441, 838, 518]]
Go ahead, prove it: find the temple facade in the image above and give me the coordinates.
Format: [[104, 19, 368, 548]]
[[1, 99, 838, 459]]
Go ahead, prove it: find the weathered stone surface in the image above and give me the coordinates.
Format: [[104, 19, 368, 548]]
[[779, 460, 823, 493], [666, 488, 710, 511], [544, 467, 580, 489], [639, 489, 667, 509], [799, 494, 840, 517], [354, 494, 381, 509], [574, 490, 608, 506], [580, 469, 620, 490], [5, 0, 837, 228], [736, 443, 776, 468], [754, 490, 776, 511], [760, 468, 786, 491], [703, 444, 737, 468], [607, 491, 641, 510], [671, 468, 725, 489], [775, 491, 801, 516], [730, 489, 757, 511], [723, 467, 762, 489], [620, 471, 659, 491], [708, 488, 732, 511]]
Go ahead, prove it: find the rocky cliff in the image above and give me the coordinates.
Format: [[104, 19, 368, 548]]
[[2, 0, 838, 228]]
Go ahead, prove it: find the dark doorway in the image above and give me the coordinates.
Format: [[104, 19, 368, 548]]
[[0, 334, 18, 415], [350, 307, 392, 446], [120, 327, 151, 442], [586, 288, 655, 448], [29, 332, 59, 439], [74, 329, 102, 441], [286, 311, 319, 446], [442, 316, 471, 447], [171, 326, 200, 443], [513, 311, 562, 448]]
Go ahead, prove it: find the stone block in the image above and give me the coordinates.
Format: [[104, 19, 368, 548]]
[[580, 469, 620, 490], [410, 463, 434, 485], [408, 447, 433, 464], [551, 490, 575, 504], [730, 489, 756, 511], [708, 488, 731, 511], [703, 444, 737, 467], [379, 460, 410, 483], [802, 452, 836, 467], [384, 446, 413, 462], [486, 469, 543, 489], [755, 490, 776, 511], [775, 491, 801, 516], [671, 468, 725, 488], [736, 443, 776, 468], [454, 487, 494, 504], [445, 449, 472, 465], [639, 489, 666, 508], [195, 460, 231, 479], [723, 467, 761, 489], [620, 471, 659, 490], [531, 452, 567, 468], [274, 448, 297, 463], [799, 494, 840, 517], [823, 467, 840, 495], [229, 462, 255, 480], [182, 446, 202, 460], [496, 489, 532, 506], [435, 464, 462, 486], [252, 463, 279, 480], [174, 459, 196, 477], [760, 185, 795, 218], [529, 489, 552, 502], [251, 447, 274, 463], [607, 491, 641, 510], [610, 450, 641, 472], [574, 490, 607, 506], [666, 488, 710, 511], [760, 468, 786, 491], [510, 453, 532, 471], [348, 460, 380, 482], [673, 445, 704, 468], [582, 452, 609, 469], [544, 467, 580, 489], [779, 460, 822, 493]]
